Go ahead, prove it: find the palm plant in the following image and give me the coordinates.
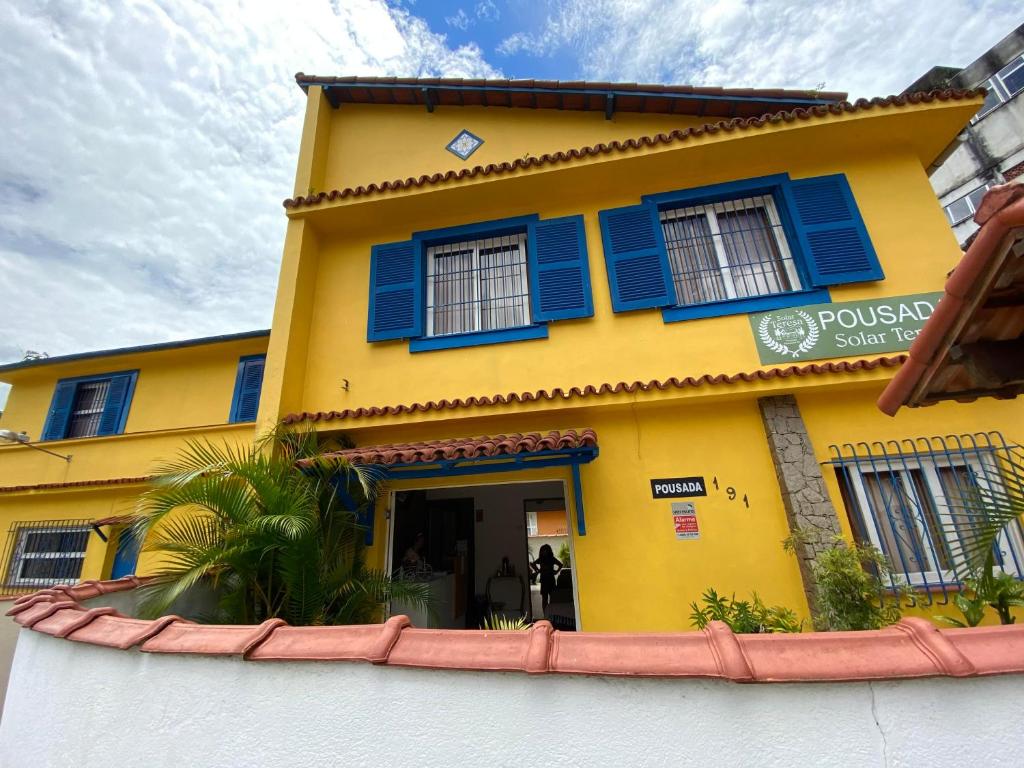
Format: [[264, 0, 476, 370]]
[[940, 444, 1024, 625], [128, 427, 430, 625]]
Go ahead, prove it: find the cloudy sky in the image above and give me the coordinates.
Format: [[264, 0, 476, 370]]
[[0, 1, 1020, 403]]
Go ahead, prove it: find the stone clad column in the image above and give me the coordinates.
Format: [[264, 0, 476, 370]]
[[757, 395, 841, 613]]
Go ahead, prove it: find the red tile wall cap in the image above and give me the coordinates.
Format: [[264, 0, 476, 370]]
[[0, 475, 151, 494], [91, 514, 141, 527], [306, 429, 597, 467], [281, 89, 983, 210], [283, 355, 907, 425], [8, 578, 1024, 683], [293, 74, 848, 103], [878, 180, 1024, 415]]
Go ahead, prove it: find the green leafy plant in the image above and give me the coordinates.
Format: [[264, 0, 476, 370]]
[[688, 588, 802, 633], [795, 537, 904, 631], [557, 541, 571, 568], [480, 613, 530, 631], [129, 427, 431, 625], [938, 586, 988, 628]]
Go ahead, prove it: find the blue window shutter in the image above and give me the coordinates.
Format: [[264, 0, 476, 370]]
[[41, 381, 77, 441], [527, 215, 593, 322], [97, 373, 137, 436], [230, 356, 265, 423], [787, 174, 883, 286], [598, 203, 674, 312], [367, 240, 423, 341]]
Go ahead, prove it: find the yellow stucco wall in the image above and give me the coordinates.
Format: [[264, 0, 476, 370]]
[[0, 335, 266, 585]]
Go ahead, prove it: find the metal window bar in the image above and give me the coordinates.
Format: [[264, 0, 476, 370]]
[[659, 194, 801, 306], [426, 234, 531, 337], [1, 519, 93, 594], [828, 433, 1024, 605], [67, 379, 110, 438]]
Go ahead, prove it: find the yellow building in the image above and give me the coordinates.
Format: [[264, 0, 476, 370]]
[[3, 77, 1022, 631]]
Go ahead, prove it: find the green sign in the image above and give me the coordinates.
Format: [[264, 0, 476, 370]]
[[749, 292, 943, 364]]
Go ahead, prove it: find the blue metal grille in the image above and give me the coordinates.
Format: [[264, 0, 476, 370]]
[[829, 433, 1024, 605]]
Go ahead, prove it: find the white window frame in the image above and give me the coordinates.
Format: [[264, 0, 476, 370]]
[[944, 184, 991, 226], [425, 233, 531, 337], [972, 55, 1024, 121], [848, 454, 1024, 587], [659, 194, 802, 305], [7, 525, 91, 587], [526, 511, 539, 537]]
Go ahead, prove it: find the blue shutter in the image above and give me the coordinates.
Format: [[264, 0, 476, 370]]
[[367, 240, 423, 341], [41, 381, 77, 441], [97, 373, 137, 436], [230, 356, 265, 423], [787, 174, 883, 286], [527, 215, 593, 322], [598, 203, 674, 312]]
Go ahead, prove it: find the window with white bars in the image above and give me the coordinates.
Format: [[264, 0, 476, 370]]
[[944, 184, 991, 226], [659, 194, 801, 306], [6, 525, 91, 587], [67, 379, 110, 438], [973, 54, 1024, 121], [426, 234, 531, 337], [843, 456, 1024, 587]]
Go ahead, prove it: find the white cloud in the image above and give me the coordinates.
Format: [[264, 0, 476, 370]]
[[446, 8, 471, 30], [476, 1, 500, 22], [0, 1, 499, 366], [497, 0, 1022, 97]]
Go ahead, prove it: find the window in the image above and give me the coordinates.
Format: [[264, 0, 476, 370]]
[[973, 55, 1024, 121], [367, 215, 593, 351], [599, 173, 882, 321], [41, 371, 137, 441], [426, 234, 531, 336], [229, 355, 266, 423], [841, 455, 1024, 587], [660, 194, 801, 306], [944, 184, 991, 225], [526, 511, 539, 536], [5, 523, 90, 588]]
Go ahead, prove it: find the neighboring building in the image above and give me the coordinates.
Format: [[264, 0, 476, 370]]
[[3, 76, 1023, 633], [0, 331, 268, 586], [906, 24, 1024, 245]]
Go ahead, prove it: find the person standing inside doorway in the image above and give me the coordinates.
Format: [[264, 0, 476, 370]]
[[531, 544, 564, 611]]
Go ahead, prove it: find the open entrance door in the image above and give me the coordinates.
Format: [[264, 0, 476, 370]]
[[390, 479, 578, 630]]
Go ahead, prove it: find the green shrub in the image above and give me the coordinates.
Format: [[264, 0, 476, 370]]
[[689, 588, 802, 633], [557, 541, 571, 568], [790, 536, 903, 631]]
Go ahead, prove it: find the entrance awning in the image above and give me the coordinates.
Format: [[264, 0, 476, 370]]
[[318, 430, 598, 535], [878, 182, 1024, 414]]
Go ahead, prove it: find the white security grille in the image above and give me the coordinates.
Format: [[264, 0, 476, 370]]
[[427, 234, 531, 336], [659, 195, 801, 306], [5, 524, 91, 588], [67, 380, 110, 438]]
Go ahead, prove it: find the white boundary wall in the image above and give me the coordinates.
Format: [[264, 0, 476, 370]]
[[1, 629, 1022, 767]]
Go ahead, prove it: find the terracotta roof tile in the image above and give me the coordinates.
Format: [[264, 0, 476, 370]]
[[312, 430, 597, 467], [283, 356, 906, 425], [0, 476, 150, 494], [8, 577, 1024, 683], [282, 90, 983, 210], [878, 180, 1024, 414]]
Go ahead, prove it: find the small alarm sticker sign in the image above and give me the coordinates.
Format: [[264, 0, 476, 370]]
[[671, 502, 699, 540]]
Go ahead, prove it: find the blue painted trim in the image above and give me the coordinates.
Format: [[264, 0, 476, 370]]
[[412, 214, 538, 245], [333, 481, 374, 547], [661, 288, 832, 323], [41, 370, 139, 442], [782, 174, 883, 286], [409, 324, 548, 353], [445, 129, 484, 160], [303, 81, 835, 107], [571, 463, 586, 537], [228, 354, 266, 423], [367, 240, 423, 342], [527, 215, 594, 322], [641, 173, 792, 207], [381, 447, 598, 481]]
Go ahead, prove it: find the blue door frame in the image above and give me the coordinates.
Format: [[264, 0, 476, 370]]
[[110, 530, 141, 579]]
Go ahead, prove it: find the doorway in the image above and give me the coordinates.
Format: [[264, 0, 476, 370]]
[[388, 479, 578, 630]]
